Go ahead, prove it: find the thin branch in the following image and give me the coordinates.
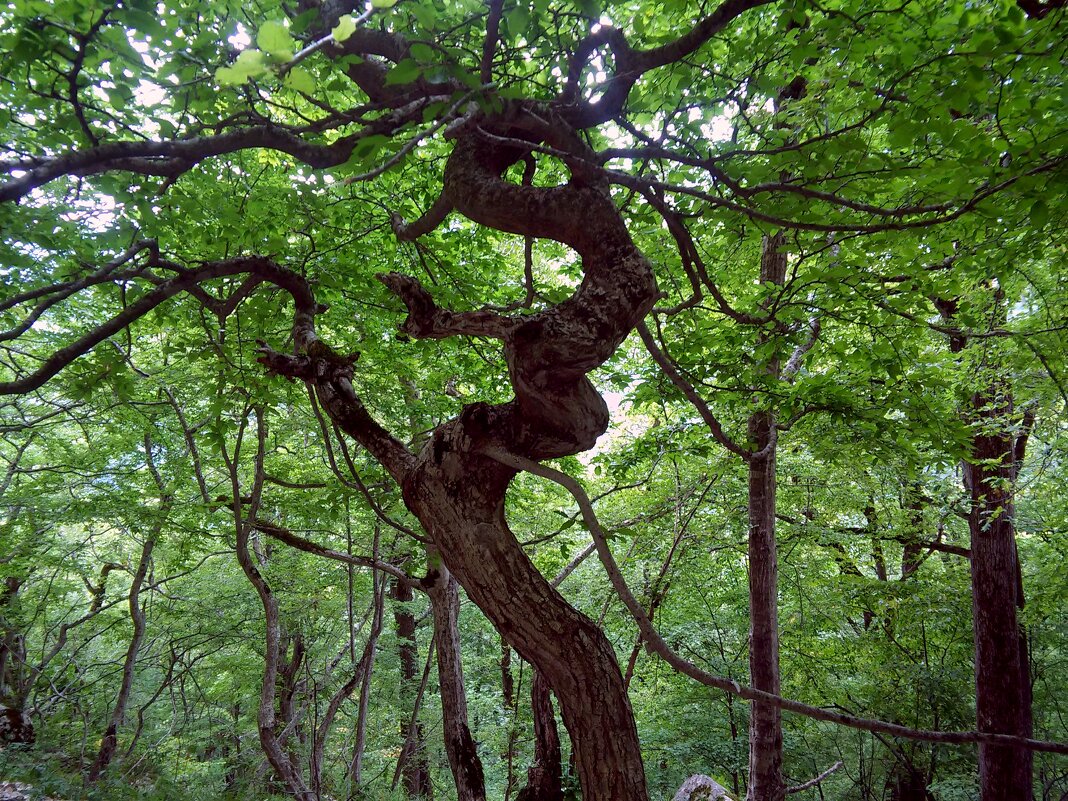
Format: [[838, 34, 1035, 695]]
[[482, 446, 1068, 756], [786, 760, 843, 794], [637, 322, 751, 458], [251, 518, 417, 588]]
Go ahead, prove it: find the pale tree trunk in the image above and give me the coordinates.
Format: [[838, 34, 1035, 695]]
[[745, 233, 785, 801], [87, 534, 156, 781], [226, 413, 315, 801]]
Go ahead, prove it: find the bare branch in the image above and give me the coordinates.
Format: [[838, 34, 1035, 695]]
[[786, 760, 843, 794]]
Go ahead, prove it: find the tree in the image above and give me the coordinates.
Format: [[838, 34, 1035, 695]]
[[1, 0, 1066, 799]]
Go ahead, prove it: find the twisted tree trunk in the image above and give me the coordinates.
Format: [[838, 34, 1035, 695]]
[[261, 122, 658, 800]]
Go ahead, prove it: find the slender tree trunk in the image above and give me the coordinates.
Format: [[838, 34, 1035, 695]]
[[745, 234, 785, 801], [427, 556, 486, 801], [502, 641, 519, 801], [746, 416, 783, 801], [392, 575, 432, 799], [228, 414, 314, 801], [516, 669, 563, 801], [349, 627, 376, 788], [88, 533, 157, 781]]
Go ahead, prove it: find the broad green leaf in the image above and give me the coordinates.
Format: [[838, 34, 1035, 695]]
[[284, 66, 315, 94], [216, 49, 269, 86], [256, 20, 294, 59], [384, 58, 423, 86], [1030, 199, 1049, 228], [331, 14, 357, 43]]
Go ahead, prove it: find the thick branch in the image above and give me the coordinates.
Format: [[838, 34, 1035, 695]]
[[378, 272, 518, 339], [558, 0, 774, 127]]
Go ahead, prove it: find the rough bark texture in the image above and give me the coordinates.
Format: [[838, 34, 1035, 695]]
[[745, 234, 785, 801], [0, 706, 33, 745], [0, 578, 22, 708], [967, 389, 1033, 801], [261, 123, 658, 800], [389, 129, 656, 801], [428, 561, 486, 801], [516, 670, 563, 801], [392, 576, 432, 800], [935, 297, 1033, 801]]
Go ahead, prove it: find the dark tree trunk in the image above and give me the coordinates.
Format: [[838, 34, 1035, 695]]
[[935, 297, 1033, 801], [391, 576, 432, 799], [745, 234, 785, 801], [502, 641, 520, 801], [263, 127, 658, 801], [405, 466, 647, 801], [394, 132, 656, 801], [427, 561, 486, 801], [516, 670, 563, 801], [967, 389, 1032, 801]]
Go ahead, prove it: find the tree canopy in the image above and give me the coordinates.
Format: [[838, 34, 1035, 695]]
[[0, 0, 1066, 799]]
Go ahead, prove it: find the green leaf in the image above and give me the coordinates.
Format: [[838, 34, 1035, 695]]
[[256, 21, 294, 60], [410, 43, 435, 62], [331, 14, 357, 43], [371, 0, 398, 7], [284, 66, 315, 94], [1030, 199, 1049, 228], [216, 49, 269, 86], [384, 58, 423, 86]]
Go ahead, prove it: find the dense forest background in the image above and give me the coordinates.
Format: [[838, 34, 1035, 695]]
[[0, 0, 1066, 799]]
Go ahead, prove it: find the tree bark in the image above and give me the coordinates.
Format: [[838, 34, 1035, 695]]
[[261, 125, 658, 800], [935, 296, 1033, 801], [427, 558, 486, 801], [516, 669, 563, 801], [87, 533, 156, 781], [745, 233, 785, 801], [967, 388, 1032, 801], [389, 130, 655, 801], [392, 575, 432, 799], [89, 436, 170, 782], [406, 475, 647, 801]]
